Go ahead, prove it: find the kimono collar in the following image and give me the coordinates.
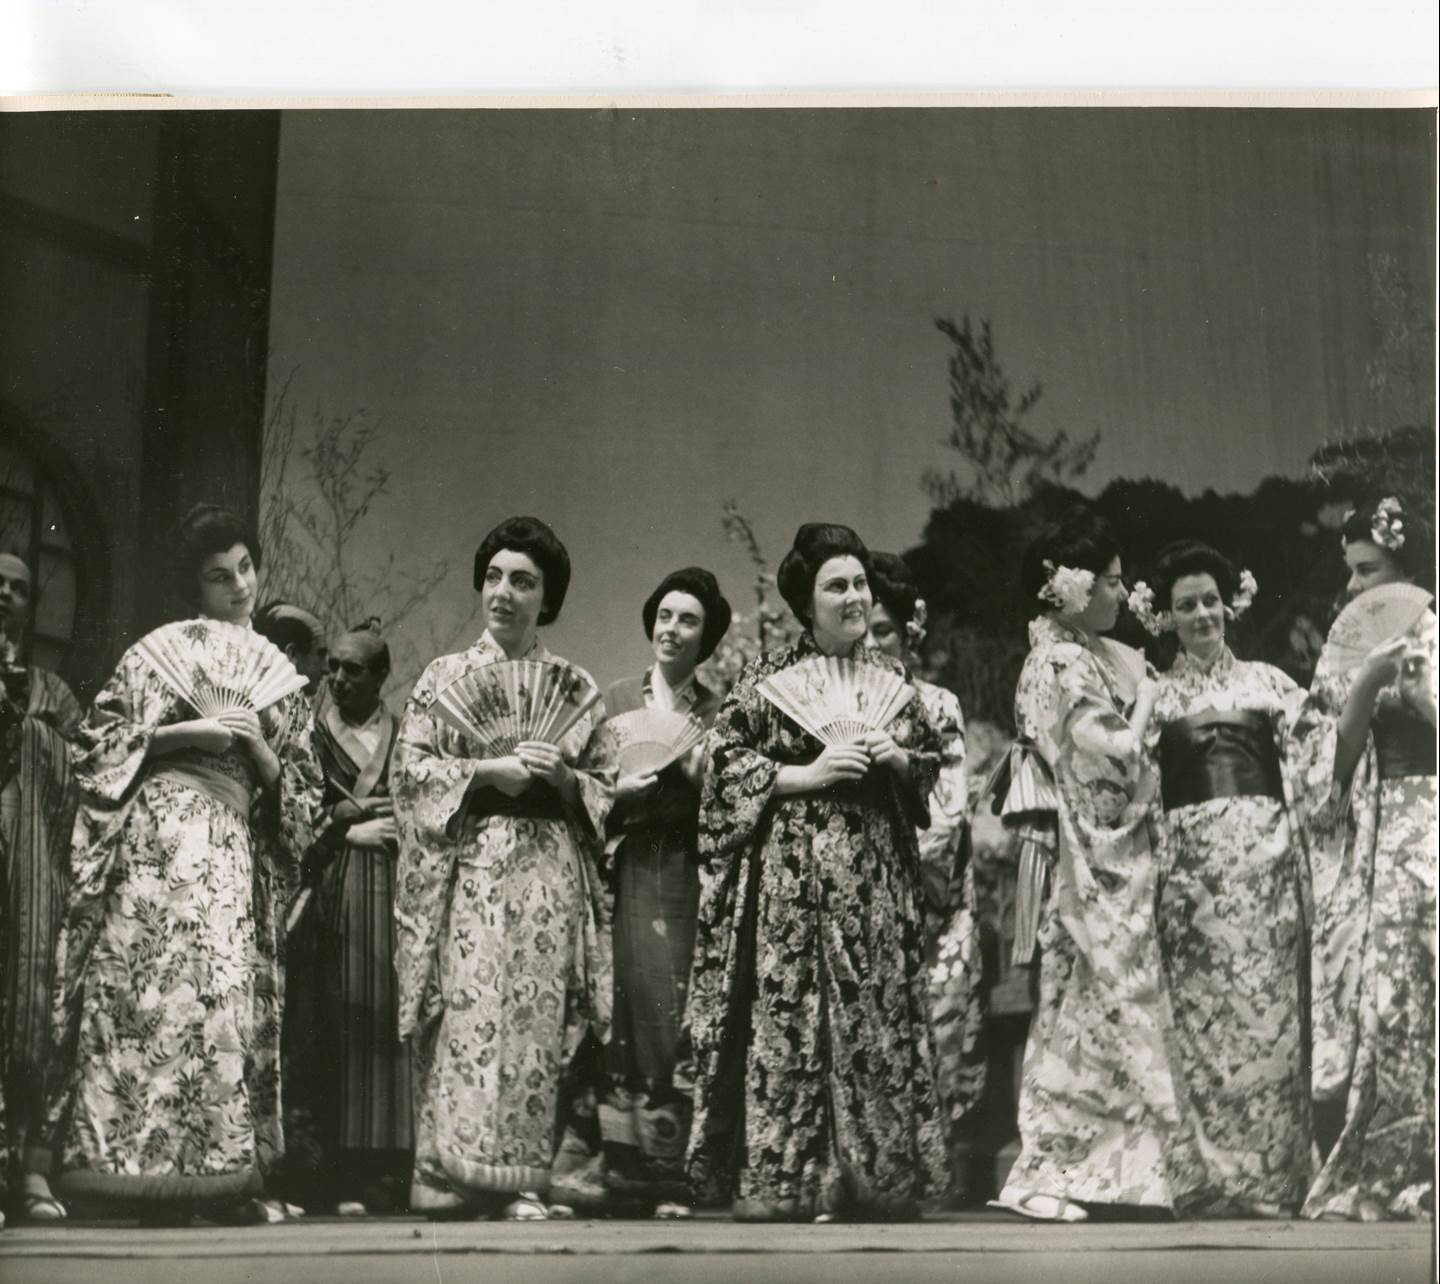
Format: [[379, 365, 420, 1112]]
[[644, 665, 701, 712], [1028, 613, 1089, 651], [1172, 641, 1235, 681], [470, 627, 545, 666], [796, 630, 866, 662]]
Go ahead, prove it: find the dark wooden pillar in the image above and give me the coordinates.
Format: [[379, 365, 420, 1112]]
[[137, 112, 280, 629]]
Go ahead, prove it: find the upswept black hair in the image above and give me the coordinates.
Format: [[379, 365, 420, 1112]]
[[867, 551, 921, 631], [776, 522, 871, 625], [1149, 540, 1237, 611], [1340, 491, 1429, 582], [473, 515, 571, 626], [642, 566, 733, 662], [253, 600, 324, 655], [171, 503, 259, 604], [1019, 506, 1121, 614]]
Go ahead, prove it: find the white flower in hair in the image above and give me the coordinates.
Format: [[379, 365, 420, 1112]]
[[905, 597, 928, 647], [1371, 497, 1406, 552], [1126, 581, 1173, 636], [1038, 560, 1095, 614], [1225, 568, 1258, 620]]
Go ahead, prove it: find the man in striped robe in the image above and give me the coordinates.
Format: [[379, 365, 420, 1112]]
[[0, 552, 81, 1225]]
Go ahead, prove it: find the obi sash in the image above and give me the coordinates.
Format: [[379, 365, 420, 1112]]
[[1371, 704, 1438, 780], [613, 765, 701, 836], [1157, 709, 1284, 813], [150, 754, 256, 815], [466, 781, 567, 822]]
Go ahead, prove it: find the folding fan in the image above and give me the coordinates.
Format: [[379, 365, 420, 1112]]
[[757, 656, 915, 745], [135, 618, 309, 717], [601, 708, 706, 776], [1325, 582, 1433, 672], [430, 658, 602, 754]]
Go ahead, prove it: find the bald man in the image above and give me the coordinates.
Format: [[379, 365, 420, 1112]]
[[0, 552, 81, 1225]]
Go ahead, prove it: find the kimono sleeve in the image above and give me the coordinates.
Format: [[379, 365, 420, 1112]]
[[894, 672, 941, 829], [254, 690, 323, 863], [916, 687, 967, 913], [697, 661, 781, 865], [71, 648, 172, 807], [391, 663, 487, 1039], [561, 686, 616, 844], [1051, 648, 1153, 833]]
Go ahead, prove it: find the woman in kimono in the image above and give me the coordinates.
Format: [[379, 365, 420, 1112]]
[[1130, 540, 1311, 1217], [1292, 494, 1435, 1222], [393, 516, 613, 1222], [284, 620, 412, 1215], [48, 504, 321, 1225], [0, 552, 82, 1226], [591, 567, 730, 1216], [865, 552, 985, 1203], [686, 522, 945, 1223], [990, 507, 1199, 1223]]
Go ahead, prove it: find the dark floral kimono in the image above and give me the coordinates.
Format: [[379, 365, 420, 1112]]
[[0, 656, 81, 1177], [684, 633, 946, 1221]]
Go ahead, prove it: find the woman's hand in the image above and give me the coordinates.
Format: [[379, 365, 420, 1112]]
[[516, 740, 573, 791], [806, 743, 872, 790], [615, 771, 661, 803], [1129, 676, 1160, 738], [862, 729, 908, 774], [185, 719, 235, 756], [479, 756, 533, 798], [348, 815, 398, 851], [1360, 637, 1409, 690], [217, 709, 265, 751]]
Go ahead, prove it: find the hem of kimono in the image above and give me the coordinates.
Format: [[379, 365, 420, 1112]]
[[440, 1156, 551, 1195], [54, 1166, 264, 1205]]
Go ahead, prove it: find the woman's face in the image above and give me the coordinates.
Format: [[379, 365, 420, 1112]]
[[865, 601, 906, 661], [1075, 556, 1124, 634], [1344, 539, 1407, 598], [1170, 572, 1225, 659], [197, 543, 257, 624], [327, 633, 384, 721], [810, 555, 871, 653], [651, 590, 706, 674], [482, 548, 545, 650]]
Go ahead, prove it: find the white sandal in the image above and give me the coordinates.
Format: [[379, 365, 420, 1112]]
[[988, 1190, 1088, 1223], [501, 1192, 549, 1221]]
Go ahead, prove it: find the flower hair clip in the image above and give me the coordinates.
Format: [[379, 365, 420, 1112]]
[[1038, 560, 1095, 614], [905, 597, 928, 648], [1225, 568, 1258, 621], [1371, 497, 1406, 552], [1126, 581, 1173, 636]]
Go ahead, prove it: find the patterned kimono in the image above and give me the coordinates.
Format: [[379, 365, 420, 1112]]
[[685, 634, 946, 1220], [1292, 608, 1436, 1221], [392, 630, 613, 1209], [1148, 645, 1311, 1216], [596, 669, 720, 1203], [48, 627, 321, 1208], [1000, 616, 1199, 1210], [914, 680, 986, 1189], [283, 698, 412, 1202], [0, 658, 81, 1175]]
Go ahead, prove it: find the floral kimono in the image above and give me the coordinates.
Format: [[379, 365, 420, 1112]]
[[1148, 645, 1311, 1216], [685, 633, 946, 1220], [392, 630, 613, 1209], [0, 655, 81, 1175], [914, 680, 986, 1189], [1292, 608, 1436, 1221], [48, 624, 321, 1209], [283, 696, 412, 1202], [1000, 616, 1199, 1211]]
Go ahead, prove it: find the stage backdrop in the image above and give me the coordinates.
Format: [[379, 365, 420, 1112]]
[[264, 108, 1435, 691]]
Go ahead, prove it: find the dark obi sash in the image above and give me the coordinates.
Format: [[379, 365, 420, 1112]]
[[466, 781, 567, 822], [613, 765, 701, 836], [1158, 709, 1284, 814], [1372, 705, 1438, 780]]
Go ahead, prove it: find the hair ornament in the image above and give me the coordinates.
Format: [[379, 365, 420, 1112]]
[[1126, 581, 1173, 636], [905, 597, 928, 647], [1038, 560, 1095, 614], [1224, 568, 1258, 621]]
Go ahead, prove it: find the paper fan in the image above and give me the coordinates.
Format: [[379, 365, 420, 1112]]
[[135, 618, 309, 717], [1325, 583, 1433, 671], [757, 656, 915, 745], [601, 708, 706, 776], [430, 658, 601, 755]]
